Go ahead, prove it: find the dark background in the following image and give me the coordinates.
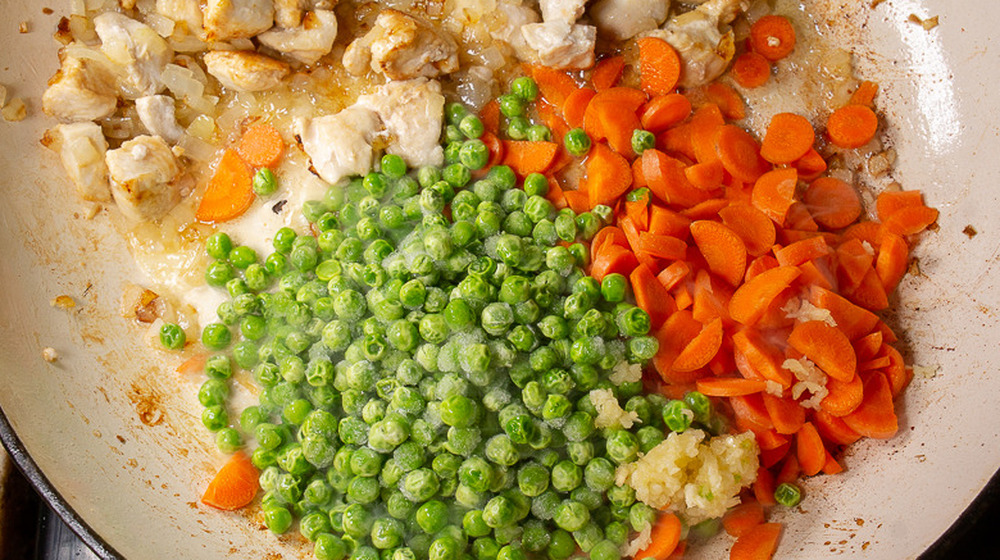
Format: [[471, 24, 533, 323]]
[[2, 461, 997, 559]]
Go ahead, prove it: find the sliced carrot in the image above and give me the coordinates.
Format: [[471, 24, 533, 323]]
[[787, 321, 856, 382], [776, 454, 800, 485], [657, 124, 697, 162], [690, 104, 726, 165], [706, 82, 746, 120], [631, 263, 677, 329], [673, 318, 724, 372], [753, 467, 778, 506], [796, 422, 826, 476], [586, 88, 646, 156], [835, 238, 875, 290], [636, 512, 682, 560], [681, 198, 729, 220], [653, 310, 706, 384], [641, 93, 692, 132], [774, 235, 830, 267], [803, 176, 862, 229], [480, 99, 500, 135], [719, 204, 777, 257], [500, 140, 559, 177], [882, 205, 939, 236], [643, 149, 714, 208], [637, 37, 682, 96], [196, 149, 255, 223], [750, 14, 797, 61], [875, 190, 924, 222], [527, 64, 578, 107], [690, 220, 747, 287], [591, 226, 629, 259], [176, 353, 208, 376], [657, 262, 690, 293], [723, 502, 766, 538], [854, 331, 884, 362], [480, 131, 505, 172], [881, 344, 910, 397], [563, 88, 596, 130], [762, 393, 805, 435], [591, 243, 639, 282], [827, 104, 878, 149], [685, 160, 725, 191], [794, 148, 827, 182], [752, 168, 798, 224], [849, 80, 879, 107], [813, 409, 862, 446], [545, 176, 567, 210], [746, 254, 779, 281], [728, 266, 801, 326], [648, 204, 692, 238], [714, 125, 766, 183], [841, 221, 886, 249], [845, 268, 889, 311], [564, 188, 591, 214], [842, 372, 898, 439], [639, 232, 688, 261], [587, 142, 633, 207], [201, 452, 259, 511], [731, 523, 782, 560], [697, 377, 767, 397], [730, 393, 773, 430], [236, 123, 284, 168], [822, 451, 845, 475], [760, 113, 815, 165], [732, 51, 772, 88], [875, 232, 908, 292], [592, 56, 625, 91], [807, 285, 879, 340], [761, 441, 791, 468]]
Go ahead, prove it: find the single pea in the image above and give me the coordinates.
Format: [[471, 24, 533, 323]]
[[631, 129, 656, 155], [201, 323, 232, 350], [563, 128, 592, 157], [460, 139, 489, 170], [201, 405, 228, 432], [447, 102, 469, 126], [499, 94, 525, 118], [314, 534, 348, 560], [523, 173, 549, 198], [253, 168, 278, 196], [264, 505, 293, 534], [553, 500, 590, 532], [205, 232, 233, 260], [506, 116, 530, 140], [228, 245, 257, 269], [527, 125, 551, 142], [460, 114, 485, 139], [590, 540, 621, 560], [775, 482, 802, 507], [600, 274, 628, 303], [204, 260, 234, 287], [511, 76, 539, 102], [215, 427, 243, 454], [381, 153, 407, 178], [684, 391, 713, 423], [158, 323, 186, 350]]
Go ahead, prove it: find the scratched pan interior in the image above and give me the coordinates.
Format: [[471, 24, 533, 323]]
[[1, 0, 999, 558]]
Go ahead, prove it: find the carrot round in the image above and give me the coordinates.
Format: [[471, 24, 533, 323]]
[[719, 204, 776, 257], [236, 123, 285, 168], [796, 422, 826, 476], [201, 451, 260, 511], [657, 260, 691, 291], [795, 148, 828, 182], [706, 82, 746, 120], [714, 126, 765, 184], [787, 321, 857, 382], [723, 502, 766, 538], [637, 37, 682, 96], [842, 372, 898, 439], [673, 318, 724, 372], [733, 329, 792, 387], [728, 266, 800, 326], [587, 142, 633, 207], [762, 393, 805, 434], [196, 149, 256, 223], [501, 140, 559, 177], [827, 104, 878, 149], [528, 64, 578, 107], [803, 176, 862, 229], [641, 93, 692, 132], [760, 113, 815, 165], [690, 220, 747, 287], [591, 56, 625, 91], [752, 168, 799, 224], [685, 161, 725, 191], [696, 377, 767, 397], [732, 52, 772, 88], [750, 15, 797, 61], [636, 512, 682, 560], [881, 344, 910, 397]]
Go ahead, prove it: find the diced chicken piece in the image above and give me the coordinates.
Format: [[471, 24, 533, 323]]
[[155, 0, 203, 34], [355, 77, 445, 168], [41, 52, 118, 123], [203, 50, 290, 92], [43, 123, 112, 202], [539, 0, 587, 23], [343, 9, 459, 80], [645, 0, 747, 88], [93, 12, 173, 98], [590, 0, 670, 41], [203, 0, 274, 41], [490, 1, 541, 61], [258, 10, 338, 65], [298, 106, 380, 185], [105, 135, 186, 222], [274, 0, 338, 28], [135, 95, 185, 143], [521, 22, 596, 69]]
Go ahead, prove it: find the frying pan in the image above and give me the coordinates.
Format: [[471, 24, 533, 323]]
[[2, 0, 999, 558]]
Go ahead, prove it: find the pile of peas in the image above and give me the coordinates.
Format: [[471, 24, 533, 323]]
[[163, 97, 732, 560]]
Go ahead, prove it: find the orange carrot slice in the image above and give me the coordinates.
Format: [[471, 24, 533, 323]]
[[752, 168, 798, 224], [637, 37, 682, 96], [842, 372, 898, 439], [201, 452, 259, 511], [690, 220, 747, 287], [196, 149, 256, 223], [760, 113, 815, 165], [787, 320, 857, 382], [728, 266, 801, 325], [673, 318, 724, 372], [236, 123, 285, 168]]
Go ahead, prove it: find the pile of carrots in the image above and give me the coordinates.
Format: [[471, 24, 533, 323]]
[[470, 25, 937, 560]]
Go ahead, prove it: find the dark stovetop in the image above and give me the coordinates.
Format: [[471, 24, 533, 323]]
[[2, 462, 997, 559]]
